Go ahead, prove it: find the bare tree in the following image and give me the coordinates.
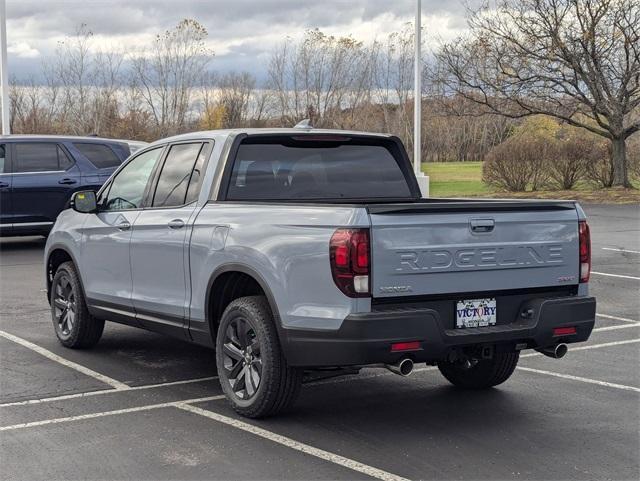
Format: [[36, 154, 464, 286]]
[[198, 71, 267, 129], [132, 19, 213, 136], [373, 26, 415, 150], [435, 0, 640, 187], [268, 29, 374, 128], [49, 24, 95, 134], [91, 49, 124, 135], [218, 72, 255, 127], [8, 76, 25, 132]]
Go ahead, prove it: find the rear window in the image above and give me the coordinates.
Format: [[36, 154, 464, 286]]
[[74, 143, 122, 168], [225, 137, 412, 201]]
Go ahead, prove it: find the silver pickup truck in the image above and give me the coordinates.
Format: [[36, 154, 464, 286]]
[[44, 128, 596, 418]]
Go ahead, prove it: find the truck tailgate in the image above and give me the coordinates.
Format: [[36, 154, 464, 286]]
[[368, 202, 580, 298]]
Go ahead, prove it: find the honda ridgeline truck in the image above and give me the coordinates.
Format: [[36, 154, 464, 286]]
[[44, 128, 596, 418]]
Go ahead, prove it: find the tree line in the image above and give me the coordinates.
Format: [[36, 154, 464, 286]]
[[8, 0, 640, 189]]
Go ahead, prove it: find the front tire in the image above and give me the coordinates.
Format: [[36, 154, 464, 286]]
[[50, 261, 104, 348], [216, 296, 302, 418], [437, 352, 519, 389]]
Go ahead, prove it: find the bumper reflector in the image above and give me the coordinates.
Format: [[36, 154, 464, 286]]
[[553, 326, 577, 336], [391, 341, 421, 352]]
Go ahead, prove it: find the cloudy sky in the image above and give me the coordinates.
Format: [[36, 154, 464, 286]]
[[5, 0, 476, 82]]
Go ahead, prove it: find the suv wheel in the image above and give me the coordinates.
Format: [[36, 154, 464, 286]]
[[216, 296, 302, 418], [51, 261, 104, 348], [437, 352, 519, 389]]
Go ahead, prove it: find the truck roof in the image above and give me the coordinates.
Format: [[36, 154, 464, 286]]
[[149, 128, 393, 148]]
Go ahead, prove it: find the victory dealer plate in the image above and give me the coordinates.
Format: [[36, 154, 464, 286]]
[[455, 298, 497, 328]]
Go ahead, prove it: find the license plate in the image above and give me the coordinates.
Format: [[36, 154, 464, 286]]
[[455, 298, 497, 328]]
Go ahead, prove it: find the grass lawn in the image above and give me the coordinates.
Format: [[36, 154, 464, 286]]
[[422, 162, 489, 197], [422, 161, 640, 203]]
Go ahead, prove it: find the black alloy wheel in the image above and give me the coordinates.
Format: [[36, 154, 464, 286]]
[[221, 317, 263, 399], [52, 272, 77, 341]]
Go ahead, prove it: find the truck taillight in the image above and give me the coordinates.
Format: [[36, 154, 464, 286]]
[[329, 228, 370, 298], [579, 220, 591, 283]]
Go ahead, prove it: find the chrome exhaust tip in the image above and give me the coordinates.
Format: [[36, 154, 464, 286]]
[[536, 343, 568, 359], [386, 358, 414, 377]]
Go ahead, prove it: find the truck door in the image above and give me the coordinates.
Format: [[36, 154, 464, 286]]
[[80, 146, 164, 316], [130, 141, 211, 337]]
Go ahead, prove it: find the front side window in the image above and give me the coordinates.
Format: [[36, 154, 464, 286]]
[[102, 147, 163, 211], [74, 143, 122, 169], [14, 143, 73, 173], [152, 143, 203, 208]]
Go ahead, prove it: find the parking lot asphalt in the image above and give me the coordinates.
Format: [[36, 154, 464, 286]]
[[1, 203, 639, 481]]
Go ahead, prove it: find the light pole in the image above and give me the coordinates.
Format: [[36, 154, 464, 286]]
[[0, 0, 9, 135], [414, 0, 429, 197]]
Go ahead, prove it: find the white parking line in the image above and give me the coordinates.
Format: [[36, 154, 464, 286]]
[[597, 313, 639, 324], [517, 367, 640, 393], [565, 338, 640, 351], [311, 340, 638, 396], [177, 403, 410, 481], [521, 338, 640, 358], [0, 395, 225, 432], [0, 330, 129, 390], [0, 392, 410, 481], [591, 271, 640, 280], [593, 323, 640, 332], [0, 376, 218, 408], [602, 247, 640, 254]]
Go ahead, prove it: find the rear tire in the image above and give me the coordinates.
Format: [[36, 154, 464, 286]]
[[216, 296, 302, 418], [50, 261, 104, 348], [437, 352, 519, 389]]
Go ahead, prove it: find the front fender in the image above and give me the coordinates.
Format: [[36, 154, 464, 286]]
[[44, 210, 88, 301]]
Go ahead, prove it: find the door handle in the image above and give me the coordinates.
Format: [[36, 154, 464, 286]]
[[470, 218, 495, 233], [0, 181, 9, 188], [168, 219, 185, 229], [58, 178, 77, 185], [117, 221, 131, 231]]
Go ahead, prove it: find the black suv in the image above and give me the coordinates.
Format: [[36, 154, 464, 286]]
[[0, 135, 142, 236]]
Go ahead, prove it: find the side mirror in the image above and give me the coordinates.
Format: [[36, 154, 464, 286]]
[[71, 191, 98, 214]]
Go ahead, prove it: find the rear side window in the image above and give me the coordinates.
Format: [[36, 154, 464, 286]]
[[152, 143, 203, 207], [226, 137, 412, 201], [14, 143, 74, 173], [58, 147, 73, 170], [185, 143, 211, 204], [74, 143, 122, 168]]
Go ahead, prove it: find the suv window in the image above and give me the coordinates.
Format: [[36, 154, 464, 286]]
[[102, 147, 163, 211], [152, 142, 203, 208], [74, 143, 122, 169], [226, 137, 412, 201], [185, 143, 211, 204], [0, 144, 5, 173], [14, 143, 74, 173], [58, 146, 73, 170]]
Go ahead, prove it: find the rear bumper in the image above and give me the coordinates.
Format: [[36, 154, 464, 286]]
[[282, 295, 596, 367]]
